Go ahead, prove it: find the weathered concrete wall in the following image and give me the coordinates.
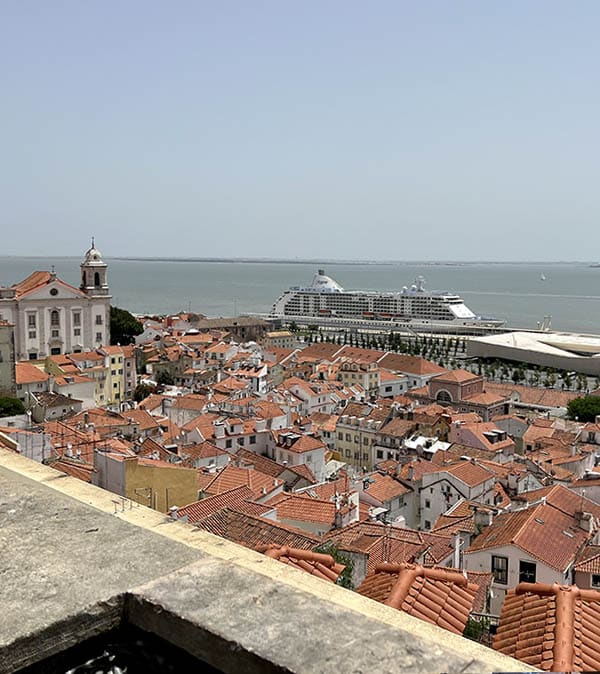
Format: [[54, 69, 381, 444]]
[[0, 449, 534, 674]]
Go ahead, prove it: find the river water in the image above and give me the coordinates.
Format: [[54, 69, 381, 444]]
[[1, 257, 599, 334]]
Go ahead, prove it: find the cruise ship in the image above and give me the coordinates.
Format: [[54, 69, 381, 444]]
[[269, 270, 506, 333]]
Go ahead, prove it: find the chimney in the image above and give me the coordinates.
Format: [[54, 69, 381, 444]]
[[84, 411, 89, 426], [169, 505, 179, 519], [214, 422, 225, 439], [474, 507, 493, 532], [575, 510, 594, 534], [407, 465, 415, 482], [452, 533, 462, 569]]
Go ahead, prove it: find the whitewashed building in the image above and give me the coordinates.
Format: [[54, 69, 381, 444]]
[[0, 241, 111, 360]]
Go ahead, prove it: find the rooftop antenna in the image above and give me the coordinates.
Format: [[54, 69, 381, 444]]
[[91, 236, 95, 248]]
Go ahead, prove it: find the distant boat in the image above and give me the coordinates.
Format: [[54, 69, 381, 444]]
[[540, 274, 546, 281], [590, 263, 600, 268]]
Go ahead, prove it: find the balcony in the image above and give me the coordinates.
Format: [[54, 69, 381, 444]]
[[0, 449, 530, 673]]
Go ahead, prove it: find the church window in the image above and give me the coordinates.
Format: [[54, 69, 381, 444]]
[[50, 310, 60, 327], [95, 315, 103, 325], [28, 314, 36, 327], [94, 272, 100, 286], [73, 312, 81, 326], [95, 332, 102, 342], [50, 288, 58, 296]]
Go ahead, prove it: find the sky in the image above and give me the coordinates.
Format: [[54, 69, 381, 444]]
[[1, 1, 599, 261]]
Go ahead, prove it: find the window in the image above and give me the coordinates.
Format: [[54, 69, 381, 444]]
[[74, 328, 81, 336], [50, 347, 61, 355], [338, 432, 343, 440], [73, 312, 81, 326], [51, 330, 59, 338], [425, 499, 431, 509], [28, 314, 36, 327], [306, 454, 312, 463], [111, 370, 116, 376], [118, 369, 123, 374], [519, 560, 536, 584], [363, 437, 369, 445], [249, 435, 256, 445], [424, 520, 431, 529], [113, 383, 118, 388], [362, 452, 368, 460], [345, 450, 351, 458], [96, 315, 103, 325], [385, 386, 392, 392], [376, 450, 383, 459], [50, 310, 60, 326], [225, 439, 232, 449], [592, 574, 600, 588], [238, 438, 244, 446], [28, 331, 36, 339], [345, 433, 351, 442], [96, 332, 102, 342], [491, 555, 508, 585], [29, 353, 37, 360]]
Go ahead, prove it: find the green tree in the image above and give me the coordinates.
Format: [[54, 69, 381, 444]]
[[110, 306, 143, 345], [134, 383, 156, 403], [156, 370, 174, 387], [567, 395, 600, 422], [314, 542, 355, 589], [0, 397, 25, 416]]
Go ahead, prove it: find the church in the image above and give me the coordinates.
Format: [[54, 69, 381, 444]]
[[0, 241, 111, 360]]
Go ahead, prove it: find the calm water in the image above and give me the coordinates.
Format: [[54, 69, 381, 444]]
[[1, 257, 599, 334]]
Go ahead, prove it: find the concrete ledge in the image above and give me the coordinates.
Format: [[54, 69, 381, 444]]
[[0, 449, 533, 673]]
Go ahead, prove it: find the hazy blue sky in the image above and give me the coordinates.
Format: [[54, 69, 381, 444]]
[[2, 1, 599, 260]]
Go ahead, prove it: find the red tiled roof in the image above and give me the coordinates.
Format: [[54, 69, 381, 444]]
[[433, 369, 480, 384], [50, 458, 95, 482], [494, 582, 600, 672], [205, 465, 282, 498], [466, 502, 590, 571], [275, 495, 337, 526], [15, 362, 49, 384], [574, 545, 600, 574], [176, 486, 271, 522], [378, 354, 446, 376], [365, 472, 411, 504], [197, 507, 320, 551], [259, 544, 345, 583], [357, 563, 479, 635]]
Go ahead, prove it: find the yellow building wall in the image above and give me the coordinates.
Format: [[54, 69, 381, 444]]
[[124, 459, 199, 513]]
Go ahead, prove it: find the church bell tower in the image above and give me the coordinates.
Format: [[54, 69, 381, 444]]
[[80, 237, 109, 296]]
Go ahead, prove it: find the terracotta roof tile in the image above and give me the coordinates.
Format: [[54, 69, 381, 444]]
[[364, 472, 411, 504], [357, 563, 479, 635], [574, 545, 600, 574], [204, 464, 283, 498], [275, 495, 338, 526], [433, 369, 480, 384], [259, 544, 345, 583], [176, 486, 271, 522], [15, 362, 49, 384], [197, 507, 320, 550], [494, 582, 600, 672], [466, 495, 593, 571], [377, 353, 447, 376]]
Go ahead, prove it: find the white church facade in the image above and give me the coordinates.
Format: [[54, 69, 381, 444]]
[[0, 241, 111, 360]]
